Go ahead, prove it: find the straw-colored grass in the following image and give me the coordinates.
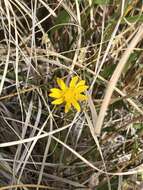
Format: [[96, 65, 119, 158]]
[[0, 0, 143, 189]]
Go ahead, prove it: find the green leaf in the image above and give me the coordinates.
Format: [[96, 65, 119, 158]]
[[101, 64, 116, 79], [55, 10, 70, 26], [133, 123, 143, 130], [93, 0, 111, 5], [50, 10, 70, 34], [124, 14, 143, 23]]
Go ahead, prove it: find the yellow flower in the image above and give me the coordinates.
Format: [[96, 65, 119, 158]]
[[49, 76, 88, 113]]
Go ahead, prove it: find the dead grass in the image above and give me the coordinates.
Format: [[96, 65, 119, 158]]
[[0, 0, 143, 189]]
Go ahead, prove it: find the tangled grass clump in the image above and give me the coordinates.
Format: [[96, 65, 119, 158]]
[[0, 0, 143, 189]]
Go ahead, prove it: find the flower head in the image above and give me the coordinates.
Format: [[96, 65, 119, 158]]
[[49, 76, 88, 113]]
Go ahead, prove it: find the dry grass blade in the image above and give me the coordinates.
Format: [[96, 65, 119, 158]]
[[0, 184, 53, 190], [91, 0, 125, 83], [37, 118, 53, 188], [87, 94, 97, 129], [84, 111, 111, 190], [1, 0, 143, 188], [95, 24, 143, 135], [51, 135, 106, 173], [0, 124, 71, 147], [70, 0, 82, 72]]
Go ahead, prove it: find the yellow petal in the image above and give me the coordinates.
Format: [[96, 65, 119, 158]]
[[49, 92, 62, 98], [65, 103, 71, 113], [69, 76, 79, 88], [76, 85, 88, 93], [49, 88, 62, 98], [52, 98, 64, 105], [50, 88, 61, 93], [76, 94, 87, 101], [72, 99, 81, 112], [76, 80, 85, 87], [57, 78, 67, 90]]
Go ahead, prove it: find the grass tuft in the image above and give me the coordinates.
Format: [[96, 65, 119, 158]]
[[0, 0, 143, 189]]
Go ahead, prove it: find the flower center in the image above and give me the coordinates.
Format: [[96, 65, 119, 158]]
[[63, 88, 75, 102]]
